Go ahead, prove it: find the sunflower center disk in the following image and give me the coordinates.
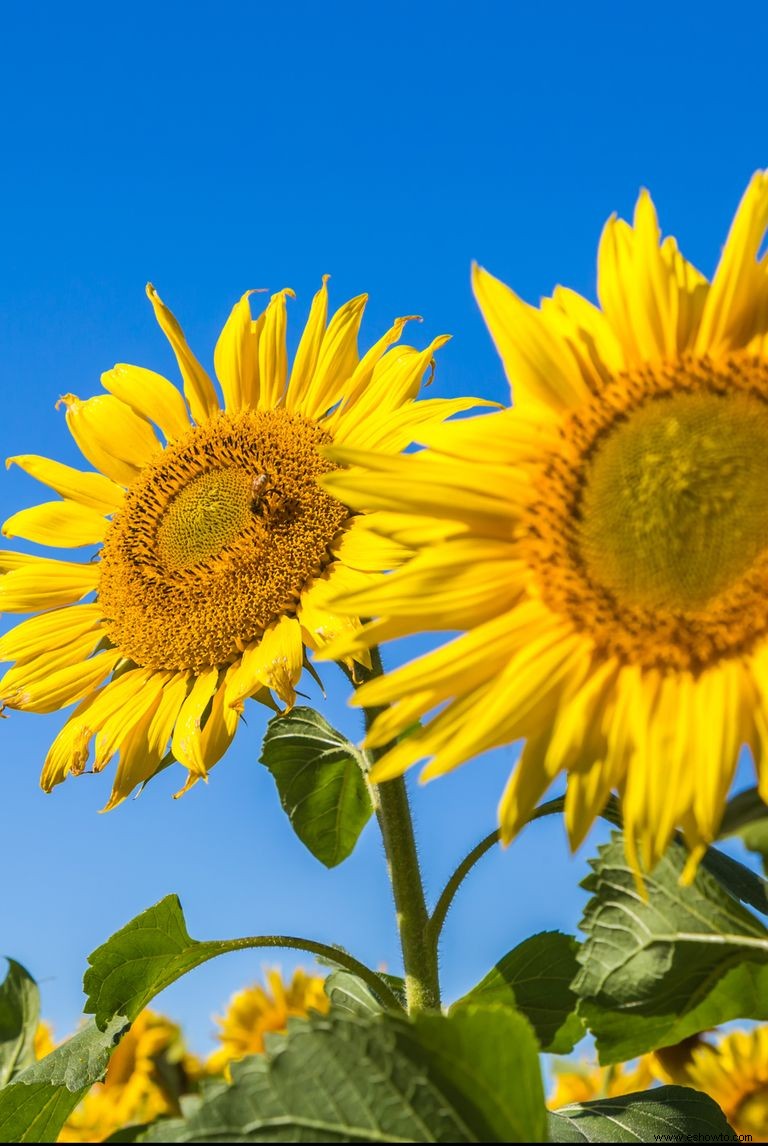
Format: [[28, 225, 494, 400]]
[[98, 410, 347, 671], [527, 355, 768, 671], [579, 391, 768, 611]]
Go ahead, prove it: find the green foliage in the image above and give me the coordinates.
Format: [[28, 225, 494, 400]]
[[259, 707, 373, 867], [323, 971, 383, 1017], [548, 1086, 734, 1142], [0, 1017, 128, 1143], [0, 960, 39, 1085], [720, 786, 768, 873], [452, 931, 584, 1053], [143, 1005, 546, 1143], [83, 894, 243, 1029], [575, 831, 768, 1061]]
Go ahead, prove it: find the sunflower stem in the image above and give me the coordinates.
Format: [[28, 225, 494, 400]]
[[356, 647, 440, 1014]]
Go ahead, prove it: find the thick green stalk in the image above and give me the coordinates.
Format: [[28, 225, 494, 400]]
[[357, 648, 440, 1013]]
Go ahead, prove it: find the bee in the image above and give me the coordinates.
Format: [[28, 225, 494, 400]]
[[250, 472, 294, 523], [250, 474, 269, 509]]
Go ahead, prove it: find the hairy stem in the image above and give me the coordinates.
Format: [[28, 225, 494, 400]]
[[356, 648, 440, 1012]]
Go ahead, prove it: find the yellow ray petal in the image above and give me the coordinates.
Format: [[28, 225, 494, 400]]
[[57, 393, 160, 486], [226, 616, 304, 709], [330, 336, 451, 440], [0, 550, 49, 571], [298, 573, 369, 652], [2, 500, 107, 548], [39, 666, 151, 788], [696, 170, 768, 355], [297, 293, 367, 420], [330, 519, 412, 572], [101, 363, 191, 441], [102, 672, 190, 810], [256, 288, 295, 410], [472, 263, 591, 411], [338, 396, 498, 455], [41, 695, 100, 789], [0, 558, 99, 611], [214, 291, 263, 412], [0, 604, 104, 662], [172, 668, 252, 800], [94, 671, 164, 772], [0, 630, 106, 704], [146, 283, 220, 423], [334, 539, 521, 629], [331, 314, 422, 415], [285, 277, 330, 410], [6, 455, 124, 514], [18, 649, 121, 715], [171, 667, 220, 776], [692, 662, 746, 843], [322, 450, 521, 537], [540, 286, 625, 389]]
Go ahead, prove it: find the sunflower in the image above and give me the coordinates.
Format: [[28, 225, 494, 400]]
[[548, 1056, 655, 1109], [659, 1027, 768, 1141], [0, 280, 479, 807], [320, 172, 768, 880], [58, 1010, 200, 1143], [207, 968, 329, 1074]]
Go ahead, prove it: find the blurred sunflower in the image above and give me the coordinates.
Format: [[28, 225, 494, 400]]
[[322, 172, 768, 879], [58, 1010, 200, 1143], [0, 280, 480, 807], [207, 968, 329, 1074], [659, 1027, 768, 1141], [548, 1056, 654, 1109]]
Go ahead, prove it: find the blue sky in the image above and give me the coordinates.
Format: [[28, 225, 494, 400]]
[[0, 0, 765, 1056]]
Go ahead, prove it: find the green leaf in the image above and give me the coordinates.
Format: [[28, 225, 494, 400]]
[[452, 931, 584, 1053], [143, 1005, 546, 1143], [324, 971, 383, 1017], [0, 960, 40, 1086], [719, 785, 768, 873], [84, 894, 398, 1030], [84, 895, 226, 1029], [259, 707, 373, 868], [548, 1085, 734, 1142], [575, 831, 768, 1062], [0, 1016, 128, 1143]]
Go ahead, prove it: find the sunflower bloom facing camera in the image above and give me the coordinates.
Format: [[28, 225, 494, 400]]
[[0, 280, 478, 808], [322, 173, 768, 880]]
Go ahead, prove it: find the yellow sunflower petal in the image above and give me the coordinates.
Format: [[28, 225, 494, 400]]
[[57, 393, 161, 486], [2, 500, 107, 548], [20, 649, 122, 716], [337, 396, 498, 455], [213, 291, 263, 412], [256, 288, 295, 410], [101, 364, 191, 441], [0, 558, 98, 611], [226, 616, 304, 709], [0, 604, 104, 662], [330, 337, 453, 443], [472, 262, 591, 411], [146, 283, 220, 423], [6, 455, 124, 514], [285, 277, 330, 410], [696, 169, 768, 355], [93, 671, 164, 772], [39, 666, 151, 788], [170, 667, 220, 777], [102, 672, 190, 810], [296, 293, 367, 420], [0, 630, 106, 704], [176, 666, 242, 798]]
